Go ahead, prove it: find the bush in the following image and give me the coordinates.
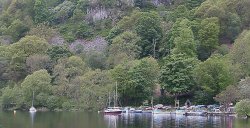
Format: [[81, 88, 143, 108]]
[[46, 96, 61, 110], [235, 99, 250, 118], [62, 101, 74, 111]]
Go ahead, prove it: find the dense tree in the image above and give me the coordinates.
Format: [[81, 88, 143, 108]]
[[112, 57, 159, 106], [77, 69, 114, 110], [2, 36, 49, 81], [4, 19, 29, 42], [172, 27, 196, 57], [21, 69, 52, 106], [26, 54, 52, 74], [10, 36, 49, 56], [47, 46, 72, 62], [76, 22, 93, 39], [51, 1, 75, 23], [230, 30, 250, 76], [197, 17, 220, 60], [135, 12, 163, 58], [108, 31, 140, 67], [238, 77, 250, 99], [214, 85, 240, 110], [85, 52, 107, 70], [27, 23, 58, 41], [163, 18, 192, 56], [186, 0, 205, 9], [235, 99, 250, 118], [34, 0, 50, 24], [1, 86, 24, 109], [160, 54, 198, 99], [193, 55, 233, 104]]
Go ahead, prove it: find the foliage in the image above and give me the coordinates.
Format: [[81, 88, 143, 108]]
[[172, 26, 196, 57], [26, 54, 52, 74], [4, 19, 29, 42], [235, 99, 250, 118], [107, 31, 140, 67], [112, 57, 159, 106], [10, 36, 49, 56], [238, 77, 250, 99], [34, 0, 50, 24], [27, 23, 58, 41], [135, 11, 163, 58], [214, 85, 240, 109], [76, 22, 93, 39], [70, 69, 114, 110], [193, 55, 233, 104], [230, 30, 250, 76], [85, 52, 107, 70], [47, 46, 72, 62], [51, 1, 75, 24], [160, 54, 198, 99], [1, 86, 24, 109], [197, 17, 220, 60], [21, 69, 52, 103]]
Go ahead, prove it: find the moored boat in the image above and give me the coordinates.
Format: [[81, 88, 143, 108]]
[[29, 91, 37, 113], [103, 82, 122, 115], [104, 107, 123, 115]]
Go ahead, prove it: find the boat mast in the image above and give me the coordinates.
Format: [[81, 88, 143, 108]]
[[32, 91, 34, 107], [108, 92, 111, 107], [114, 82, 118, 107]]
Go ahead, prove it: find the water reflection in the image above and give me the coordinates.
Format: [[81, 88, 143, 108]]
[[102, 113, 237, 128], [0, 111, 249, 128], [104, 115, 119, 128], [29, 112, 36, 128]]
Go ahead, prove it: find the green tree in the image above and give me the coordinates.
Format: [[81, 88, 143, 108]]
[[26, 54, 52, 74], [160, 54, 198, 99], [163, 18, 192, 56], [34, 0, 50, 24], [21, 69, 52, 105], [193, 55, 233, 104], [214, 85, 240, 110], [235, 99, 250, 118], [1, 86, 24, 109], [5, 36, 49, 81], [135, 12, 163, 58], [112, 57, 159, 106], [108, 31, 140, 67], [85, 52, 107, 70], [198, 17, 220, 60], [10, 36, 49, 56], [52, 1, 75, 23], [238, 77, 250, 99], [76, 22, 93, 39], [186, 0, 205, 9], [169, 5, 190, 21], [230, 30, 250, 76], [172, 27, 196, 57], [70, 69, 114, 110], [28, 23, 58, 41], [5, 19, 29, 42], [47, 46, 72, 62]]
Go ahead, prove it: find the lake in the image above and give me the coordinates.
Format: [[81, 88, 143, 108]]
[[0, 111, 249, 128]]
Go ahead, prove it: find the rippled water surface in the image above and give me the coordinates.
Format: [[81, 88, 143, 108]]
[[0, 111, 249, 128]]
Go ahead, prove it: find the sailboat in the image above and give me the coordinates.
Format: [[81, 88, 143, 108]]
[[29, 91, 37, 113], [104, 82, 122, 115]]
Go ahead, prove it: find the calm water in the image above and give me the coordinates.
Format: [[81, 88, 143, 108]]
[[0, 111, 249, 128]]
